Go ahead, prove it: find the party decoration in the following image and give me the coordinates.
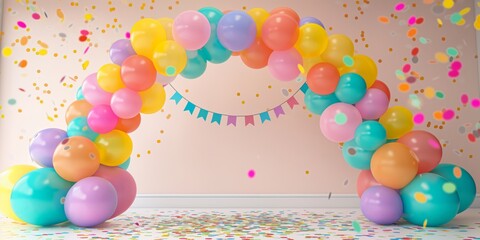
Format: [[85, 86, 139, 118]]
[[130, 18, 166, 57], [240, 38, 272, 69], [342, 140, 374, 170], [306, 62, 340, 95], [110, 88, 142, 119], [65, 100, 92, 125], [304, 89, 339, 115], [268, 48, 302, 81], [152, 40, 187, 76], [262, 13, 299, 51], [321, 34, 354, 67], [67, 117, 99, 141], [217, 11, 256, 51], [295, 23, 328, 57], [115, 114, 141, 133], [355, 88, 389, 120], [320, 103, 362, 143], [354, 121, 386, 151], [139, 83, 166, 114], [361, 186, 403, 225], [379, 106, 414, 139], [109, 39, 136, 65], [398, 130, 442, 173], [198, 7, 232, 64], [247, 8, 270, 36], [95, 130, 133, 167], [97, 64, 125, 93], [0, 165, 37, 222], [173, 10, 211, 51], [87, 104, 119, 134], [334, 73, 367, 104], [82, 73, 113, 106], [340, 54, 377, 88], [29, 128, 68, 168], [121, 55, 156, 91], [356, 170, 380, 197], [182, 51, 207, 79]]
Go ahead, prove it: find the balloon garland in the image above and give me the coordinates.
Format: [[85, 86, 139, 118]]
[[0, 7, 476, 228]]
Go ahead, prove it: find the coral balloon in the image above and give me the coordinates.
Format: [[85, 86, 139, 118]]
[[121, 55, 156, 91], [355, 88, 389, 120], [370, 80, 391, 101], [306, 62, 340, 95], [130, 18, 166, 57], [295, 23, 328, 58], [262, 14, 299, 51], [217, 11, 256, 51], [97, 64, 125, 93], [109, 39, 136, 65], [173, 10, 211, 50], [268, 48, 302, 81], [379, 106, 414, 139], [157, 17, 174, 40], [340, 54, 377, 88], [319, 103, 362, 143], [0, 165, 36, 222], [241, 38, 273, 69], [95, 130, 132, 166], [139, 83, 166, 114], [53, 136, 100, 182], [247, 8, 269, 36], [29, 128, 68, 168], [361, 186, 403, 225], [65, 100, 93, 125], [152, 40, 187, 76], [110, 88, 142, 119], [370, 142, 419, 189], [82, 73, 113, 106], [87, 105, 119, 134], [356, 170, 381, 197], [270, 7, 300, 23], [397, 130, 442, 173], [116, 114, 141, 133], [321, 34, 354, 68]]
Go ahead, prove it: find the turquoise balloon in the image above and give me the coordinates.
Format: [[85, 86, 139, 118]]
[[431, 164, 476, 213], [335, 73, 367, 104], [198, 7, 232, 64], [400, 173, 460, 227], [304, 89, 339, 115], [342, 140, 373, 170], [354, 121, 386, 151], [181, 51, 207, 79], [67, 116, 99, 141], [118, 158, 131, 170], [11, 168, 74, 226], [76, 86, 84, 100]]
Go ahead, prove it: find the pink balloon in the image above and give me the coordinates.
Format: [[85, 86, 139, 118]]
[[320, 102, 362, 143], [111, 88, 142, 119], [355, 88, 389, 120], [87, 105, 118, 134], [156, 73, 176, 86], [357, 170, 381, 197], [268, 48, 302, 81], [397, 130, 442, 173], [94, 165, 137, 219], [173, 10, 211, 50], [82, 73, 113, 106]]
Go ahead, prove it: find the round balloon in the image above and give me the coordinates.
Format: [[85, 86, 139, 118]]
[[158, 17, 174, 40], [262, 14, 299, 51], [11, 168, 74, 226], [247, 8, 269, 36], [304, 89, 339, 115], [340, 54, 377, 88], [356, 170, 381, 197], [321, 34, 354, 68], [120, 55, 156, 91], [29, 128, 68, 168], [342, 139, 374, 170], [76, 86, 84, 100], [354, 121, 386, 151], [67, 117, 99, 141], [65, 100, 93, 125], [109, 39, 136, 65], [87, 105, 119, 134], [355, 88, 389, 120], [268, 48, 302, 81], [370, 80, 391, 101], [110, 88, 142, 119], [82, 73, 113, 106], [240, 38, 272, 69], [295, 23, 328, 58], [300, 16, 325, 28], [319, 102, 362, 143], [217, 11, 256, 51], [306, 62, 340, 95], [95, 130, 133, 167], [270, 7, 300, 23], [155, 73, 176, 86], [198, 7, 232, 64], [181, 51, 207, 79], [400, 173, 460, 227], [130, 18, 166, 57], [139, 83, 166, 114], [115, 114, 141, 133], [397, 130, 442, 173], [173, 10, 211, 51], [335, 73, 367, 104], [118, 158, 131, 170], [152, 40, 188, 76], [361, 186, 403, 225], [97, 63, 125, 93], [0, 165, 36, 222], [379, 106, 414, 139]]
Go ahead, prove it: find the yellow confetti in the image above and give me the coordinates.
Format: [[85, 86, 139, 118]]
[[2, 47, 12, 57], [423, 219, 428, 228], [298, 64, 305, 74], [442, 0, 454, 9], [435, 52, 449, 63], [37, 49, 47, 55], [56, 8, 64, 22], [37, 40, 49, 48], [459, 7, 471, 16], [475, 15, 480, 30], [457, 18, 466, 26], [424, 87, 435, 99], [47, 114, 54, 122], [436, 18, 443, 27], [82, 60, 89, 70], [84, 13, 93, 21]]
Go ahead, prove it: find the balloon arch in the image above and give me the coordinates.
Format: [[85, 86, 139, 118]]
[[0, 7, 476, 228]]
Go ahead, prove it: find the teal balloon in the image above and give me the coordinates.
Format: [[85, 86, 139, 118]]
[[431, 164, 476, 213], [400, 173, 460, 227], [118, 158, 131, 170], [76, 86, 84, 100], [354, 121, 386, 151], [198, 7, 232, 64], [11, 168, 74, 226], [67, 116, 99, 141], [342, 140, 374, 170], [335, 73, 367, 104], [304, 89, 339, 115], [181, 51, 207, 79]]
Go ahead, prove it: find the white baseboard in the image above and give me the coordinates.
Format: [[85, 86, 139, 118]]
[[132, 194, 480, 208]]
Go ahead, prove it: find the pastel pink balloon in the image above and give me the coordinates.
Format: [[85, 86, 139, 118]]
[[87, 105, 118, 134], [82, 73, 113, 106], [111, 88, 142, 119], [268, 48, 302, 81], [357, 170, 381, 197], [173, 10, 211, 50], [320, 102, 362, 143], [355, 88, 389, 120], [94, 165, 137, 219]]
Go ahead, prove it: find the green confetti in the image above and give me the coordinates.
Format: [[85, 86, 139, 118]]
[[443, 182, 457, 194], [419, 37, 428, 44], [7, 99, 16, 105], [435, 91, 445, 99], [409, 94, 422, 109], [335, 113, 347, 125], [446, 47, 458, 57], [450, 13, 462, 24], [343, 55, 354, 67], [166, 66, 176, 76], [352, 220, 362, 233], [395, 70, 406, 81]]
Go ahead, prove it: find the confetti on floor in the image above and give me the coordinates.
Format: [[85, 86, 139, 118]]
[[0, 208, 479, 239]]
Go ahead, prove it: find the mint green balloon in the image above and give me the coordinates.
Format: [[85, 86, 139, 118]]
[[342, 139, 373, 170], [11, 168, 74, 226], [67, 116, 99, 141], [400, 173, 460, 227], [181, 51, 207, 79], [198, 7, 232, 64], [431, 164, 476, 213], [304, 89, 339, 115]]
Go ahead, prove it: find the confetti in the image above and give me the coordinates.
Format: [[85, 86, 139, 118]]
[[32, 12, 41, 20], [82, 60, 90, 70], [435, 52, 449, 63], [298, 64, 305, 74], [7, 99, 16, 105], [443, 0, 454, 9], [56, 8, 64, 21], [84, 13, 94, 21], [442, 109, 455, 121], [18, 60, 27, 68], [437, 18, 443, 27], [248, 169, 255, 178], [352, 220, 361, 233], [459, 7, 471, 16], [17, 21, 27, 28], [413, 113, 425, 124], [394, 2, 406, 12], [378, 16, 389, 24], [471, 98, 480, 108], [474, 15, 480, 30], [450, 13, 462, 24], [407, 28, 417, 38], [2, 47, 12, 57]]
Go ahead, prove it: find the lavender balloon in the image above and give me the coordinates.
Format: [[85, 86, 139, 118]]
[[65, 177, 118, 227], [355, 88, 389, 120], [300, 17, 325, 29], [109, 39, 136, 65], [155, 73, 176, 86], [29, 128, 68, 168], [361, 186, 403, 225]]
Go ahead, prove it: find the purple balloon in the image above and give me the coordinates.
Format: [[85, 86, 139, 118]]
[[361, 186, 403, 225], [29, 128, 68, 168], [109, 39, 136, 65], [217, 11, 256, 51], [155, 73, 176, 86], [65, 177, 118, 227], [299, 17, 325, 28], [355, 88, 389, 120]]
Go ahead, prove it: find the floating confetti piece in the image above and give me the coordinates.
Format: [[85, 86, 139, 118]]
[[126, 32, 131, 39], [408, 16, 416, 26], [413, 113, 425, 124], [79, 35, 87, 42], [435, 52, 449, 63], [395, 2, 406, 12], [298, 64, 305, 74], [2, 47, 12, 57], [85, 13, 94, 21], [378, 16, 389, 24], [450, 13, 462, 24], [82, 60, 90, 70], [468, 133, 476, 142], [451, 60, 462, 70], [443, 109, 455, 120], [448, 70, 459, 78], [248, 169, 255, 178], [443, 0, 454, 9], [407, 28, 417, 38], [17, 21, 27, 28], [459, 7, 471, 16], [433, 111, 443, 120], [395, 70, 406, 80], [424, 87, 435, 99], [56, 8, 64, 21], [37, 40, 49, 48], [18, 60, 27, 68], [416, 17, 424, 24], [36, 49, 48, 56], [47, 113, 54, 121], [474, 15, 480, 30], [352, 221, 361, 233], [398, 82, 410, 92], [7, 99, 16, 105], [471, 98, 480, 108], [343, 55, 354, 67], [423, 219, 428, 228], [435, 91, 445, 99], [32, 12, 40, 20], [83, 46, 90, 54], [409, 94, 422, 109], [419, 37, 428, 44], [402, 64, 411, 73], [437, 18, 443, 27]]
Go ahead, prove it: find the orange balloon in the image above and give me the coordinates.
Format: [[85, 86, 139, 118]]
[[270, 7, 300, 23], [65, 100, 93, 125], [370, 142, 419, 189], [240, 38, 272, 69], [53, 136, 100, 182], [306, 62, 340, 95], [115, 114, 141, 133]]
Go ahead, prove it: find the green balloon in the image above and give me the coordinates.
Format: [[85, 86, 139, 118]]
[[11, 168, 74, 226]]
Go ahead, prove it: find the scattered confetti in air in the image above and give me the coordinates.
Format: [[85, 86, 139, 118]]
[[394, 2, 406, 12], [82, 60, 90, 70], [2, 47, 12, 57], [56, 8, 64, 22], [443, 0, 454, 9], [248, 169, 255, 178]]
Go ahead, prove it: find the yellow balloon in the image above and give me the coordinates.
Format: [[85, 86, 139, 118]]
[[131, 18, 166, 57], [152, 40, 187, 76], [379, 106, 414, 139], [158, 18, 174, 40], [340, 54, 377, 88], [302, 55, 323, 75], [95, 130, 132, 166], [97, 63, 124, 93], [139, 83, 166, 114], [0, 165, 36, 222], [247, 8, 269, 37], [295, 23, 328, 58], [321, 34, 354, 68]]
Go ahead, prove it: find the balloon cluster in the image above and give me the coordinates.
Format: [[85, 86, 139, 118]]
[[0, 7, 477, 228]]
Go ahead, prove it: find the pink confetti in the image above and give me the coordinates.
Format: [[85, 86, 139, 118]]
[[17, 21, 27, 28], [408, 16, 416, 26], [248, 169, 255, 178], [80, 29, 89, 36], [413, 113, 425, 124], [448, 70, 459, 78], [83, 46, 90, 54], [125, 32, 131, 39], [402, 64, 411, 73], [18, 88, 26, 92], [442, 109, 455, 121], [395, 2, 406, 12], [471, 98, 480, 108], [60, 75, 66, 83], [32, 13, 41, 20], [467, 133, 476, 142], [451, 60, 462, 70], [461, 94, 469, 105]]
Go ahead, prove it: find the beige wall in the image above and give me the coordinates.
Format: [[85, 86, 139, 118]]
[[0, 0, 479, 194]]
